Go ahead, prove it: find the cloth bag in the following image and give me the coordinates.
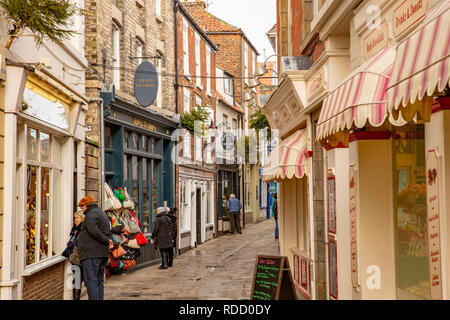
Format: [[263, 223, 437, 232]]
[[69, 246, 82, 267], [104, 183, 122, 211]]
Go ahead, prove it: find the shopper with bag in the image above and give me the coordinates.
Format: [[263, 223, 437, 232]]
[[167, 207, 178, 267], [77, 196, 113, 300], [151, 207, 173, 269], [62, 211, 85, 300]]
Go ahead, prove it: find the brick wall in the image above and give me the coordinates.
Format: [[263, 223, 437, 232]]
[[22, 262, 65, 300], [84, 0, 177, 200]]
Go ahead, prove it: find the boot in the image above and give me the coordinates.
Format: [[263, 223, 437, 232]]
[[73, 288, 81, 300], [159, 250, 168, 269]]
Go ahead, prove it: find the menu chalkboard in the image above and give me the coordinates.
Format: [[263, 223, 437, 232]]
[[251, 255, 297, 300]]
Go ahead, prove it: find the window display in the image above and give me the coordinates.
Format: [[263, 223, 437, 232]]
[[393, 125, 429, 299], [25, 128, 62, 266]]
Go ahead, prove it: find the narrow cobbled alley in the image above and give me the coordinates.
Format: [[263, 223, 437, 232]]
[[99, 219, 279, 300]]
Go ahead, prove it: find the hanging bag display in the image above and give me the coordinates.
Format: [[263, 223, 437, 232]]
[[123, 187, 135, 210], [104, 183, 122, 211], [111, 245, 126, 259], [136, 232, 148, 246], [125, 209, 141, 233]]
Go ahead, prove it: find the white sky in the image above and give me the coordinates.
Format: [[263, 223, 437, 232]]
[[206, 0, 276, 63]]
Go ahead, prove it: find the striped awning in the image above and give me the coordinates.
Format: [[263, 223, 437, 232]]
[[316, 46, 396, 143], [262, 129, 308, 182], [387, 2, 450, 121]]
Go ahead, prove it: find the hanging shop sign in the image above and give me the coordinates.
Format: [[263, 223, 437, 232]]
[[393, 0, 428, 39], [426, 149, 442, 300], [349, 164, 359, 291], [362, 20, 389, 61], [250, 255, 297, 300], [134, 61, 159, 107]]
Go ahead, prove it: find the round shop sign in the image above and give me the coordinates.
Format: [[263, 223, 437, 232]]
[[134, 61, 159, 107]]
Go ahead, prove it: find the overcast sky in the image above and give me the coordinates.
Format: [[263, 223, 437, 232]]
[[206, 0, 276, 63]]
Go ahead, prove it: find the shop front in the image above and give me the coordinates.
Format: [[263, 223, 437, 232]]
[[2, 61, 87, 300], [103, 96, 178, 267], [316, 0, 449, 300]]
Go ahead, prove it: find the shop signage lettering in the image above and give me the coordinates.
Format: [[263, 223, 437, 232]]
[[362, 20, 389, 61], [327, 174, 336, 234], [132, 117, 156, 132], [425, 150, 442, 300], [393, 0, 428, 38], [308, 68, 326, 99], [349, 164, 359, 291], [251, 255, 297, 300]]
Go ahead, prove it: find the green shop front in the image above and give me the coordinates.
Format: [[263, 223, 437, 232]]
[[104, 97, 178, 268]]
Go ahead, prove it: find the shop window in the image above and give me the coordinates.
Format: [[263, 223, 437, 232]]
[[393, 124, 429, 299], [124, 130, 129, 149], [206, 182, 212, 224], [25, 128, 63, 266], [105, 126, 112, 149], [141, 135, 147, 152], [132, 132, 139, 150], [142, 159, 150, 233], [23, 86, 69, 131]]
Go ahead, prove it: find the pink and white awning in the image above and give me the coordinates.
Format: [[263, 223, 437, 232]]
[[262, 129, 308, 182], [316, 46, 396, 142], [387, 2, 450, 119]]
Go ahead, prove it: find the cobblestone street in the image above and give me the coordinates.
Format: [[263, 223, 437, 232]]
[[100, 219, 279, 300]]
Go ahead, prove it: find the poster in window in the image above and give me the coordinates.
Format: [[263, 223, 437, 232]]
[[327, 175, 336, 234], [293, 255, 299, 283], [328, 239, 338, 299], [300, 258, 308, 290]]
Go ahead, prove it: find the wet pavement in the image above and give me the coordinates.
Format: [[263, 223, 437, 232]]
[[100, 219, 279, 300]]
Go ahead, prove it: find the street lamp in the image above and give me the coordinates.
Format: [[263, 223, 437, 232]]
[[254, 54, 280, 77], [247, 77, 261, 89]]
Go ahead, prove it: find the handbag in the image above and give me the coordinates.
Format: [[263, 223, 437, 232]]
[[123, 188, 135, 209], [104, 183, 122, 210], [69, 246, 82, 267], [122, 259, 136, 270], [126, 238, 140, 249], [136, 232, 148, 245], [111, 245, 126, 259], [124, 209, 141, 233]]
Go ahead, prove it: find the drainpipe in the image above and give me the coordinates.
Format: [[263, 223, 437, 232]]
[[174, 0, 180, 115]]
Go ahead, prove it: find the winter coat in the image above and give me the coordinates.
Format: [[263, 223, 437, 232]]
[[167, 212, 178, 242], [77, 203, 112, 261], [62, 223, 82, 258], [226, 197, 242, 213], [151, 213, 173, 249]]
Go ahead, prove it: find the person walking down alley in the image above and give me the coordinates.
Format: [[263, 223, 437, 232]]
[[167, 207, 178, 267], [227, 194, 242, 234], [77, 196, 113, 300], [272, 193, 279, 239], [151, 207, 174, 269], [62, 210, 85, 300]]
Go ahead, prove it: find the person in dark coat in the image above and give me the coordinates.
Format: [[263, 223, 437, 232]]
[[151, 207, 174, 269], [167, 207, 178, 267], [77, 196, 113, 300], [62, 211, 85, 300], [272, 193, 279, 239]]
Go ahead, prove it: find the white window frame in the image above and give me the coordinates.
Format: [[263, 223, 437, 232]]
[[206, 46, 211, 96], [196, 96, 202, 108], [224, 76, 233, 96], [24, 126, 64, 269], [156, 0, 161, 16], [183, 18, 190, 77], [112, 23, 120, 91], [195, 33, 201, 89], [183, 87, 191, 113], [244, 42, 248, 85], [183, 130, 191, 159], [156, 55, 162, 108], [136, 39, 143, 66]]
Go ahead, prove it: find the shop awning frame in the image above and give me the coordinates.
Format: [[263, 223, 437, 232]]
[[387, 1, 450, 122]]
